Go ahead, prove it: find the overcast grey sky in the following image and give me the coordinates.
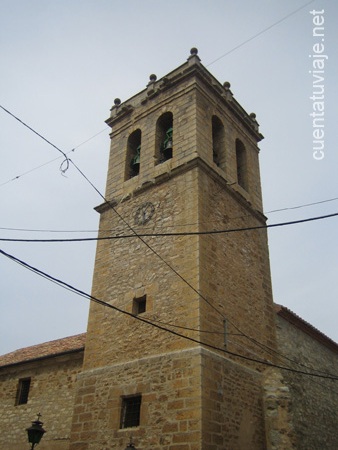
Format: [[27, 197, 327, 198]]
[[1, 0, 337, 356]]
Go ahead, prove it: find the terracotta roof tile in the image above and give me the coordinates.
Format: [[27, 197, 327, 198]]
[[0, 333, 86, 368]]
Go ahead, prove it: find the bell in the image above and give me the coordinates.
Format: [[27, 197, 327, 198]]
[[162, 128, 173, 160], [130, 146, 141, 175], [163, 139, 172, 160], [164, 138, 172, 151]]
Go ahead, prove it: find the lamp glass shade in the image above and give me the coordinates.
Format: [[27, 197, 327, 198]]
[[26, 421, 46, 444]]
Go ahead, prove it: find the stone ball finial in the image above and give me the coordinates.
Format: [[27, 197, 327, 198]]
[[190, 47, 198, 56], [250, 112, 256, 120], [223, 81, 231, 90], [149, 74, 157, 82], [114, 98, 121, 106]]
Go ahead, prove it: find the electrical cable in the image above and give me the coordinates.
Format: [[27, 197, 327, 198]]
[[0, 103, 108, 187], [45, 161, 338, 370], [2, 105, 337, 373], [0, 104, 70, 174], [2, 11, 336, 363], [0, 3, 334, 378], [2, 194, 338, 233], [69, 159, 226, 321], [1, 247, 337, 381], [0, 211, 337, 243], [265, 196, 338, 214], [205, 0, 315, 67], [0, 0, 316, 190], [0, 105, 237, 338]]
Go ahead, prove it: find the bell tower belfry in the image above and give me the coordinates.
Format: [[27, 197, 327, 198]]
[[70, 49, 281, 450]]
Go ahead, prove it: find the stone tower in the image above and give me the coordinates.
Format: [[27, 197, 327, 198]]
[[69, 49, 283, 450]]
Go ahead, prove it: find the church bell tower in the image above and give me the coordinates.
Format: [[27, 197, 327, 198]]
[[69, 49, 280, 450]]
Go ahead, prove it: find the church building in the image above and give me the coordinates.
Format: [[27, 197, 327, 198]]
[[0, 49, 337, 450]]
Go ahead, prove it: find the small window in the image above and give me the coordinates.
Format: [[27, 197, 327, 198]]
[[155, 112, 173, 164], [120, 395, 142, 429], [133, 295, 147, 315], [16, 378, 31, 405]]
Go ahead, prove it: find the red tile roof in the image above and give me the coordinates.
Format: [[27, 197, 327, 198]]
[[0, 333, 86, 368]]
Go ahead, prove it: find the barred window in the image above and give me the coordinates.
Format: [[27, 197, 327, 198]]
[[120, 395, 142, 428]]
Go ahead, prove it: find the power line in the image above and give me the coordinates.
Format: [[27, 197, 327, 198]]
[[0, 104, 233, 339], [0, 1, 316, 190], [2, 104, 337, 365], [265, 196, 338, 213], [155, 313, 338, 381], [0, 2, 333, 377], [2, 194, 338, 233], [1, 247, 337, 381], [1, 212, 337, 243], [206, 0, 315, 67], [0, 104, 70, 174], [69, 159, 228, 322], [0, 108, 108, 188]]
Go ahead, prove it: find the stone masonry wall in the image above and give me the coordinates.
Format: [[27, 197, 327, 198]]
[[0, 352, 83, 450], [84, 167, 201, 370], [70, 348, 202, 450], [201, 348, 266, 450], [275, 315, 338, 450], [198, 165, 277, 366]]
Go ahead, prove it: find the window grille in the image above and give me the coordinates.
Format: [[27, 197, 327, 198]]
[[120, 395, 142, 428]]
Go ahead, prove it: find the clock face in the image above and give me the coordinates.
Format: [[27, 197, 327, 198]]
[[134, 202, 155, 225]]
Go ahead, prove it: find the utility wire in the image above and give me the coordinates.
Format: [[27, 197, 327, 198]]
[[0, 104, 70, 174], [1, 2, 334, 362], [0, 1, 316, 189], [1, 242, 335, 382], [0, 2, 332, 378], [0, 103, 108, 186], [69, 160, 226, 321], [0, 105, 233, 333], [206, 0, 315, 67], [2, 195, 338, 233], [1, 247, 337, 380], [265, 197, 338, 214], [1, 212, 337, 243], [150, 309, 338, 381], [2, 105, 337, 368]]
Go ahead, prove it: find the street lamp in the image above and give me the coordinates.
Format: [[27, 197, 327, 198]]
[[26, 413, 46, 449]]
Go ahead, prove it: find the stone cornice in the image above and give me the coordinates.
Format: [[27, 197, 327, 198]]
[[95, 156, 266, 224], [106, 51, 263, 142]]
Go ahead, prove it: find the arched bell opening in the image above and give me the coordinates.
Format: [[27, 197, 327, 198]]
[[155, 112, 173, 164], [212, 115, 225, 170], [126, 129, 142, 180], [235, 138, 248, 191]]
